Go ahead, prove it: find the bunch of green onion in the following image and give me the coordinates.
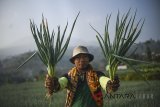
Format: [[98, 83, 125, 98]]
[[16, 12, 79, 78], [91, 9, 148, 81]]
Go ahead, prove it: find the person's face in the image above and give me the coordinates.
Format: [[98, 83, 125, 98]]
[[74, 54, 89, 70]]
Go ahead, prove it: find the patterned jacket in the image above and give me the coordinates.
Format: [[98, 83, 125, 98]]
[[64, 65, 104, 107]]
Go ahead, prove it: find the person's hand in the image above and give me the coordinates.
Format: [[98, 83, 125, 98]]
[[106, 75, 120, 93], [44, 74, 60, 96]]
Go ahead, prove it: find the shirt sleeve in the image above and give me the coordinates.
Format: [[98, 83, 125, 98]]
[[58, 74, 68, 90], [96, 71, 111, 91], [99, 76, 110, 91]]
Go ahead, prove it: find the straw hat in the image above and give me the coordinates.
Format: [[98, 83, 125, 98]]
[[70, 46, 94, 64]]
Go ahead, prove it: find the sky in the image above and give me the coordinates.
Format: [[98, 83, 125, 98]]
[[0, 0, 160, 59]]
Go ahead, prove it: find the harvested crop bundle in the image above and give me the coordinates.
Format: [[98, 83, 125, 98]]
[[90, 9, 148, 81]]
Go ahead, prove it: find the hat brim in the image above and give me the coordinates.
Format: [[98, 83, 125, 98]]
[[70, 53, 94, 64]]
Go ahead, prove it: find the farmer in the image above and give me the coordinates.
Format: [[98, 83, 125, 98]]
[[45, 46, 120, 107]]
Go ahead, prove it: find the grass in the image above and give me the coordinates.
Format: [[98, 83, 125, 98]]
[[0, 81, 66, 107], [0, 80, 159, 107], [104, 80, 160, 107]]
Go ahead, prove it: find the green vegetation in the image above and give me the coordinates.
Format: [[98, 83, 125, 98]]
[[0, 46, 160, 85], [0, 81, 159, 107], [0, 81, 66, 107], [91, 9, 146, 81], [17, 12, 79, 78], [117, 64, 160, 81], [104, 80, 160, 107]]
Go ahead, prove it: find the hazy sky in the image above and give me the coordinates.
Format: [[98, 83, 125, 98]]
[[0, 0, 160, 59]]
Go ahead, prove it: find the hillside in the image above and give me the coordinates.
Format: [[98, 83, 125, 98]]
[[0, 39, 160, 84]]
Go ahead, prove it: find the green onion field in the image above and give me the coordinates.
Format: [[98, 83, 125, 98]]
[[0, 80, 159, 107]]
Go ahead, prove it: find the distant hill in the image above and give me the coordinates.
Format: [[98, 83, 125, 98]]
[[133, 39, 160, 54], [0, 39, 160, 84]]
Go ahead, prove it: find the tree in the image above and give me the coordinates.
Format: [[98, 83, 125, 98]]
[[145, 40, 152, 61], [0, 60, 3, 72]]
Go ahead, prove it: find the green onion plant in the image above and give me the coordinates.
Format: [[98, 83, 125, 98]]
[[90, 9, 149, 82], [16, 12, 79, 78]]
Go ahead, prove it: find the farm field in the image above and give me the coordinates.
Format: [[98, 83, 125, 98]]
[[0, 80, 159, 107]]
